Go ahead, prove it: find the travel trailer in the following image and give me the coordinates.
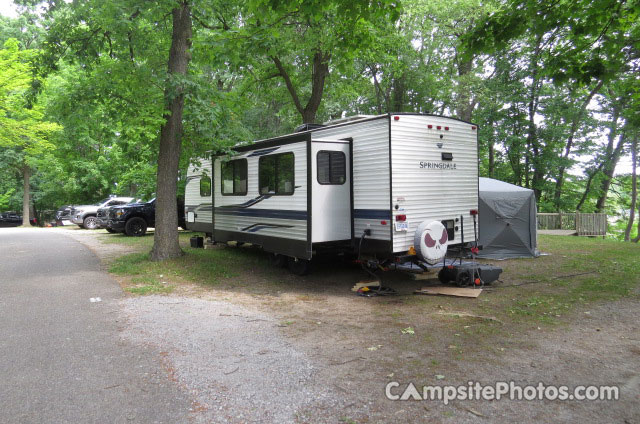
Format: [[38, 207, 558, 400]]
[[185, 113, 481, 275]]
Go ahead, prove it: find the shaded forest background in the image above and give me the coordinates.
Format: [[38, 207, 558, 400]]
[[0, 0, 638, 240]]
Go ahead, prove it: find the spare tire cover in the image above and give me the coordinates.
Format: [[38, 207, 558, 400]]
[[414, 220, 449, 264]]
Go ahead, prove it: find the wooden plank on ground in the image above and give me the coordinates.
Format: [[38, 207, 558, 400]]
[[351, 280, 380, 292], [414, 286, 482, 298]]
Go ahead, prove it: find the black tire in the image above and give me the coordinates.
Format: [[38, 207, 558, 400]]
[[456, 270, 472, 287], [125, 217, 147, 237], [288, 257, 310, 276], [438, 268, 450, 284], [82, 216, 98, 230], [106, 227, 116, 234], [269, 253, 288, 268]]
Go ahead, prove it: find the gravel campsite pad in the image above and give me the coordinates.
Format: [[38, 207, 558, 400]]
[[119, 296, 342, 423], [56, 228, 640, 422]]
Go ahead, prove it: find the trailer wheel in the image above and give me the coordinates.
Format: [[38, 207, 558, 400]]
[[438, 269, 450, 284], [288, 257, 310, 276], [269, 253, 288, 268], [456, 270, 472, 287]]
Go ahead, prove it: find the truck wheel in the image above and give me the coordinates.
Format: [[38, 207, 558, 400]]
[[125, 217, 147, 237], [288, 257, 310, 276], [83, 216, 98, 230]]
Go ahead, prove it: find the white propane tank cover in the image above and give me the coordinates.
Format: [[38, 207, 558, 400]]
[[414, 220, 449, 264]]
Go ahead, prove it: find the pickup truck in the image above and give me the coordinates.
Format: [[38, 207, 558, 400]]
[[70, 197, 135, 229], [107, 198, 185, 236]]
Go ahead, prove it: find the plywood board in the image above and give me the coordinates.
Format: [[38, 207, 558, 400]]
[[414, 286, 482, 298], [351, 280, 380, 292]]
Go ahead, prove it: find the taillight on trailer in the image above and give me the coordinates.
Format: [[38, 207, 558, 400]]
[[437, 125, 442, 130], [470, 209, 478, 216], [394, 116, 400, 121], [471, 126, 477, 130], [428, 124, 433, 129], [381, 220, 388, 225], [445, 126, 449, 131], [396, 214, 406, 222]]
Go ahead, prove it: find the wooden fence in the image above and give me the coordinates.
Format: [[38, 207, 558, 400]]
[[537, 212, 607, 236]]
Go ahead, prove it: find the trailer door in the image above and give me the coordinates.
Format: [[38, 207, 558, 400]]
[[311, 141, 351, 243]]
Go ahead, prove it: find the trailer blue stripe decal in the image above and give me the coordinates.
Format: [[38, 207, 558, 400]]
[[214, 208, 307, 220], [218, 194, 272, 209], [353, 209, 391, 219], [242, 223, 294, 232]]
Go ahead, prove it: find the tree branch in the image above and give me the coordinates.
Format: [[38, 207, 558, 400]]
[[271, 55, 304, 115]]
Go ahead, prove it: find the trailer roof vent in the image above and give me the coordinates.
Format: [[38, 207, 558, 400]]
[[294, 123, 326, 133]]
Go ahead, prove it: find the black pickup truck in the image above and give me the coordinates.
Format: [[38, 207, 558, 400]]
[[106, 198, 185, 236]]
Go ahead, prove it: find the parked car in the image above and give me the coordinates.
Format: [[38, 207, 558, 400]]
[[0, 212, 21, 227], [70, 197, 135, 229], [54, 205, 74, 226], [0, 212, 37, 227], [107, 198, 186, 236]]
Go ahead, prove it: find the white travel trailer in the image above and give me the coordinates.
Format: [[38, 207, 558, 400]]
[[185, 113, 480, 275]]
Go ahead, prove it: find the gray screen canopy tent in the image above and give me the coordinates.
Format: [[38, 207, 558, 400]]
[[477, 177, 538, 259]]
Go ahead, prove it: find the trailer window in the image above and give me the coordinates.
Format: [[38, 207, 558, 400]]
[[317, 151, 346, 185], [259, 153, 295, 195], [221, 159, 247, 195], [200, 175, 211, 197]]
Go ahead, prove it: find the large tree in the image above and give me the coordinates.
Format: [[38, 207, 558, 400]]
[[152, 1, 192, 260], [0, 38, 59, 225]]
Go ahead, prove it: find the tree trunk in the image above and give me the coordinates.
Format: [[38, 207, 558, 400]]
[[22, 164, 30, 226], [595, 131, 626, 212], [151, 1, 192, 261], [624, 135, 637, 241], [576, 163, 604, 211], [488, 140, 495, 178], [392, 74, 405, 113], [370, 65, 384, 114], [455, 57, 475, 122], [553, 80, 603, 210], [594, 95, 626, 212], [526, 36, 543, 200]]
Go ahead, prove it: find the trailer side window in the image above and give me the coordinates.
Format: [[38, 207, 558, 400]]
[[317, 151, 346, 185], [259, 153, 295, 195], [200, 175, 211, 197], [221, 159, 248, 195]]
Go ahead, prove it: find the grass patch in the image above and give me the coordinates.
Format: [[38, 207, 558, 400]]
[[108, 238, 272, 294], [478, 235, 640, 326], [99, 230, 198, 249]]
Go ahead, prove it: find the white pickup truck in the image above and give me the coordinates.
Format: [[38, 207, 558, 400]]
[[70, 196, 135, 229]]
